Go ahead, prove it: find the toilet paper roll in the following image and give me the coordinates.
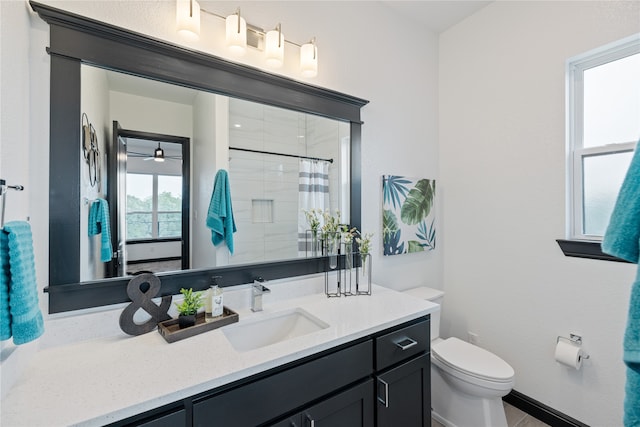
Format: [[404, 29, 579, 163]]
[[554, 340, 584, 369]]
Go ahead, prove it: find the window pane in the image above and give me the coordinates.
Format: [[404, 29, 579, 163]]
[[126, 213, 153, 239], [126, 173, 153, 239], [158, 175, 182, 238], [583, 151, 633, 236], [583, 53, 640, 148], [158, 212, 181, 237]]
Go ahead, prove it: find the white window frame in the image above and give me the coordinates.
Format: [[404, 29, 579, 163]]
[[566, 34, 640, 241]]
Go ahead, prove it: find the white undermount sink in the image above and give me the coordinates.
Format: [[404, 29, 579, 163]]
[[223, 308, 329, 352]]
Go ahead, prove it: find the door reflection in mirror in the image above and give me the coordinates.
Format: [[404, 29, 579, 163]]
[[125, 138, 185, 276]]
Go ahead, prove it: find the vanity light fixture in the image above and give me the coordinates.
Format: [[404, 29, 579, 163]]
[[176, 0, 200, 40], [300, 38, 318, 78], [178, 4, 319, 77], [154, 143, 165, 162], [226, 8, 247, 56], [265, 24, 284, 68]]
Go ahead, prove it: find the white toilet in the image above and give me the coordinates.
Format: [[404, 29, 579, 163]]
[[403, 287, 515, 427]]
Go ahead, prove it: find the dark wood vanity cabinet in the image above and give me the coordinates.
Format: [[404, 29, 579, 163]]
[[374, 319, 432, 427], [111, 316, 430, 427]]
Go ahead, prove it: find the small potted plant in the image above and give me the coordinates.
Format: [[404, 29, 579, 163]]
[[174, 288, 204, 329]]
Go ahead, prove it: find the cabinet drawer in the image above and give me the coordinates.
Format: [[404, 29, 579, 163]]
[[375, 318, 429, 371], [193, 340, 373, 427]]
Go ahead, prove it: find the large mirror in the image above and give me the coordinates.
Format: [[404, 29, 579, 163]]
[[81, 66, 350, 282], [33, 1, 366, 313]]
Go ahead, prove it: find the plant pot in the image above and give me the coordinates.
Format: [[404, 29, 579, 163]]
[[178, 314, 197, 329]]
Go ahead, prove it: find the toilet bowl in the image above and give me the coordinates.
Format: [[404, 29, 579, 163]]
[[403, 287, 515, 427]]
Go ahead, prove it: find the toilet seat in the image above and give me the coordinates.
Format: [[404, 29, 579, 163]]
[[432, 337, 514, 384]]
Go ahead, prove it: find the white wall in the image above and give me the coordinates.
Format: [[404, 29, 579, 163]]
[[439, 2, 640, 425], [80, 65, 109, 281], [110, 91, 193, 138], [0, 0, 49, 398], [191, 91, 219, 268]]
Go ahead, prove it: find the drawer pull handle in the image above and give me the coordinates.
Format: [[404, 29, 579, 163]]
[[305, 413, 315, 427], [395, 337, 418, 350], [377, 378, 389, 408]]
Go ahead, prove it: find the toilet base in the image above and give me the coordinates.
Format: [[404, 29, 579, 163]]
[[431, 364, 509, 427]]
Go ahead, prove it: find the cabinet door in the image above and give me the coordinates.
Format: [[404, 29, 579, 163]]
[[270, 380, 373, 427], [376, 354, 430, 427], [300, 379, 374, 427]]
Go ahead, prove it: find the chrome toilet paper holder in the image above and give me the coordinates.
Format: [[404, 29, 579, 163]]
[[557, 333, 590, 359]]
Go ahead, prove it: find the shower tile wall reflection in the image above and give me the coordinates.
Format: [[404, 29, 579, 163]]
[[228, 99, 349, 265]]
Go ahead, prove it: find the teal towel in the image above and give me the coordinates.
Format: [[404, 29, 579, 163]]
[[0, 221, 44, 345], [206, 170, 237, 254], [602, 142, 640, 425], [88, 198, 113, 262], [626, 363, 640, 426], [1, 226, 11, 340]]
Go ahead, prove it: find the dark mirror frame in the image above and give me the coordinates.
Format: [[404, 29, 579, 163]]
[[31, 1, 368, 313]]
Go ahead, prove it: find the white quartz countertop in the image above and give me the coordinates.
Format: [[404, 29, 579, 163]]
[[1, 283, 437, 427]]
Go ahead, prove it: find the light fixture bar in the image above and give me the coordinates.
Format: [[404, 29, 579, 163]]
[[196, 6, 319, 77], [200, 7, 305, 48]]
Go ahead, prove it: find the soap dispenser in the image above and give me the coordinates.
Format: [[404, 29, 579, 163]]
[[205, 276, 224, 322]]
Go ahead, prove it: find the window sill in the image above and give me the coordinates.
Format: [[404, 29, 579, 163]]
[[556, 239, 630, 263]]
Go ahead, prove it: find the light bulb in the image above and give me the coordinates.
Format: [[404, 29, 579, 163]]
[[176, 0, 200, 40], [265, 25, 284, 68], [226, 10, 247, 56], [300, 39, 318, 78]]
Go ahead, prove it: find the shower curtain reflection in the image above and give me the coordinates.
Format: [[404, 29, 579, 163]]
[[298, 159, 330, 256]]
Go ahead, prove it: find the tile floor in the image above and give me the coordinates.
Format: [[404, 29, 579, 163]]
[[432, 402, 551, 427]]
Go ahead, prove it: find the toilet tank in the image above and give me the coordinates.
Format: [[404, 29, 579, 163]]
[[402, 286, 444, 341]]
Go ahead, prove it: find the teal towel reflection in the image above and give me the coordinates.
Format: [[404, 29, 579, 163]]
[[88, 198, 113, 262], [206, 169, 237, 254]]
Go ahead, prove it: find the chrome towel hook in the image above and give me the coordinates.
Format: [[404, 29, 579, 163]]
[[0, 179, 25, 229]]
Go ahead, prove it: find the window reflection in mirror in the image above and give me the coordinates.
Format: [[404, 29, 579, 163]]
[[80, 64, 350, 282]]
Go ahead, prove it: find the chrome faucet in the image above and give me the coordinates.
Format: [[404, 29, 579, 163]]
[[251, 277, 271, 312]]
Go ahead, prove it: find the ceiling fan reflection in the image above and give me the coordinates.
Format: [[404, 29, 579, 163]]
[[128, 143, 181, 162]]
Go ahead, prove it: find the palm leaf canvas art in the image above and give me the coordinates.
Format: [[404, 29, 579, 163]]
[[382, 175, 436, 256]]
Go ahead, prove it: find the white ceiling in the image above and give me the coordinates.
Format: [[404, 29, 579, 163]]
[[381, 1, 492, 33]]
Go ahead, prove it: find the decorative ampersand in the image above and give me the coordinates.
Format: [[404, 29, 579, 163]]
[[119, 273, 172, 336]]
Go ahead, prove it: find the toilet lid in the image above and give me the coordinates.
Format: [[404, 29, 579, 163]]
[[432, 337, 514, 382]]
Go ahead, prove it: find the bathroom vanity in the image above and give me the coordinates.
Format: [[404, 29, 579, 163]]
[[1, 285, 436, 427], [116, 316, 430, 427]]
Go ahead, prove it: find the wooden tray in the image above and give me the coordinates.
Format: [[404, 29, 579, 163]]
[[158, 307, 239, 343]]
